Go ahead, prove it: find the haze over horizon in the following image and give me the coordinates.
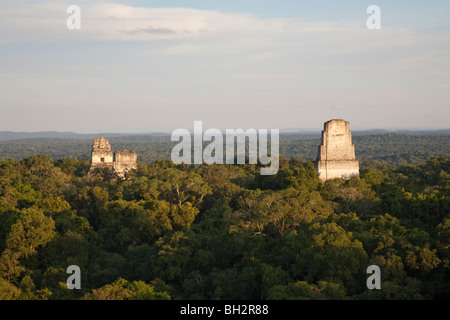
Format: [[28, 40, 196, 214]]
[[1, 1, 449, 133], [1, 126, 450, 138]]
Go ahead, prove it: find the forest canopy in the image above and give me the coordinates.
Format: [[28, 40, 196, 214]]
[[0, 131, 449, 167], [0, 131, 449, 300], [0, 147, 448, 300]]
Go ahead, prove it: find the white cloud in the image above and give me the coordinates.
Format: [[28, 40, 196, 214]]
[[0, 1, 449, 131], [3, 0, 447, 69], [0, 1, 358, 43]]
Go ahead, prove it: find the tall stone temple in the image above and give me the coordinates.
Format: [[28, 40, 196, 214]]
[[315, 119, 359, 181], [89, 136, 137, 179]]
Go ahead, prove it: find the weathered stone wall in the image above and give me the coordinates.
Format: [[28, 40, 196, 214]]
[[315, 119, 359, 181], [89, 137, 137, 178], [114, 150, 138, 178], [90, 137, 114, 171]]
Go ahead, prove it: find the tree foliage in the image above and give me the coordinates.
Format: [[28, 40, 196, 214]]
[[0, 154, 448, 300]]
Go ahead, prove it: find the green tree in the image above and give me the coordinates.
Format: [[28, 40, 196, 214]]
[[81, 278, 170, 300], [0, 208, 56, 281], [267, 281, 348, 300], [230, 188, 332, 238], [293, 222, 368, 294]]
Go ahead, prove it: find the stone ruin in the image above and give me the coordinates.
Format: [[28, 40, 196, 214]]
[[114, 150, 138, 178], [90, 137, 114, 171], [315, 119, 359, 181], [89, 136, 137, 178]]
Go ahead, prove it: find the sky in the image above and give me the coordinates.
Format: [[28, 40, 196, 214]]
[[0, 0, 449, 133]]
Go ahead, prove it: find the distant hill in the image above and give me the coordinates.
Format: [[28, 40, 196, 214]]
[[1, 129, 448, 141], [354, 129, 450, 135], [0, 131, 170, 141], [0, 130, 449, 167]]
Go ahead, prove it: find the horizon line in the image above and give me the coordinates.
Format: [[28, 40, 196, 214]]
[[1, 127, 450, 136]]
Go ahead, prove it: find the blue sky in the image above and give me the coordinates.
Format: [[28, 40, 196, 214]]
[[0, 1, 449, 132], [106, 0, 450, 28]]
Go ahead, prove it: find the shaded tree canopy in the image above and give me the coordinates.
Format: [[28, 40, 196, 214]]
[[0, 153, 449, 300]]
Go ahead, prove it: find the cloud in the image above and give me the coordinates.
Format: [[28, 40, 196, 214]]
[[124, 27, 177, 35], [2, 2, 448, 83], [0, 1, 449, 131], [0, 1, 350, 43]]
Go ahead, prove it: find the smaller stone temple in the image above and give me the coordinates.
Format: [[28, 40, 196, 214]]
[[89, 137, 137, 178], [315, 119, 359, 181]]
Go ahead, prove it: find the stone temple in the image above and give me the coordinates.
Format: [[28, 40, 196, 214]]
[[89, 137, 137, 178], [315, 119, 359, 181]]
